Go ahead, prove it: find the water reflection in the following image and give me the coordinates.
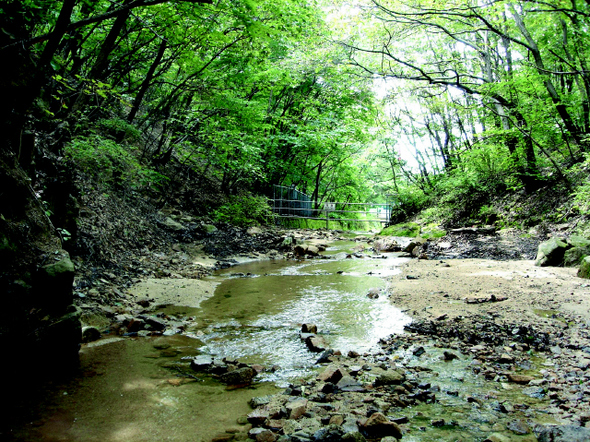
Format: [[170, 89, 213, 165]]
[[193, 250, 411, 384]]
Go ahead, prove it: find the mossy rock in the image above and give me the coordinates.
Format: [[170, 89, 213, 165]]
[[579, 256, 590, 279], [567, 235, 590, 248], [379, 222, 420, 237], [564, 246, 590, 267], [535, 237, 569, 267], [421, 223, 447, 239]]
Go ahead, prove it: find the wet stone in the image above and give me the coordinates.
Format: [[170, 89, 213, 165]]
[[443, 351, 459, 361], [359, 412, 403, 440], [522, 386, 545, 399], [81, 326, 101, 343], [318, 366, 344, 384], [301, 323, 317, 334], [374, 370, 405, 386], [191, 355, 213, 371], [337, 376, 365, 392], [249, 428, 277, 442], [220, 367, 256, 385], [507, 419, 530, 435], [306, 335, 328, 352], [507, 374, 535, 384]]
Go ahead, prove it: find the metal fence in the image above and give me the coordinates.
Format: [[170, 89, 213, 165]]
[[272, 185, 313, 217], [271, 185, 393, 227]]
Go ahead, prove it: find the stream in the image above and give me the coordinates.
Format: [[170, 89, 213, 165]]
[[7, 239, 412, 442], [7, 238, 557, 442]]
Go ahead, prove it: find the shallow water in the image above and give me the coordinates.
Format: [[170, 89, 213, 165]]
[[7, 240, 411, 441], [164, 245, 410, 385]]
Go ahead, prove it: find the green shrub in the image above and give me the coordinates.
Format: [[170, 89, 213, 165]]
[[213, 194, 273, 227], [421, 223, 447, 239], [64, 135, 168, 189], [572, 153, 590, 215], [388, 187, 430, 224], [379, 222, 421, 237], [98, 118, 141, 142]]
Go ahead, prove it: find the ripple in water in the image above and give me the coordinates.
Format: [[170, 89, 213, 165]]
[[197, 253, 411, 384]]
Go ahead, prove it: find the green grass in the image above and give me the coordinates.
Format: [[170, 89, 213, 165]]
[[378, 222, 421, 237]]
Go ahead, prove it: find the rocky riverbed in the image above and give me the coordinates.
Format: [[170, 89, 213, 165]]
[[19, 224, 590, 442]]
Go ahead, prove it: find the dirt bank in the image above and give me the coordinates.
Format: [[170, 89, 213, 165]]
[[388, 258, 590, 325]]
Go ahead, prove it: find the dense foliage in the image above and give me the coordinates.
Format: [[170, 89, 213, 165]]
[[1, 0, 377, 215], [2, 0, 590, 227], [333, 0, 590, 225]]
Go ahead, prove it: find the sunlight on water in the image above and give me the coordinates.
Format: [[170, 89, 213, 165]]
[[194, 250, 411, 384]]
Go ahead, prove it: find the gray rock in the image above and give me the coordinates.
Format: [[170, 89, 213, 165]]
[[190, 355, 213, 371], [374, 238, 401, 252], [374, 370, 406, 386], [162, 217, 185, 231], [81, 326, 101, 343], [313, 424, 346, 442], [336, 376, 365, 392], [285, 398, 308, 419], [535, 425, 590, 442], [318, 366, 344, 383], [535, 237, 569, 266], [342, 432, 366, 442], [294, 245, 320, 257], [403, 237, 427, 254], [507, 419, 530, 435], [367, 288, 380, 299], [301, 323, 317, 334], [39, 256, 76, 307], [220, 366, 256, 385], [247, 227, 263, 236], [443, 351, 459, 361], [249, 395, 272, 408], [306, 335, 328, 352], [521, 386, 545, 398], [247, 408, 270, 425], [249, 428, 277, 442], [290, 431, 312, 442], [203, 224, 218, 235]]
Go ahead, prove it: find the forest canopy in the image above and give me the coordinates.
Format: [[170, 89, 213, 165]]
[[2, 0, 590, 226]]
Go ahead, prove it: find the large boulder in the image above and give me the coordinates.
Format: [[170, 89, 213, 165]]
[[535, 237, 569, 266], [564, 235, 590, 267], [373, 237, 401, 252], [294, 245, 320, 257], [403, 237, 427, 254], [38, 257, 76, 310], [578, 256, 590, 279], [565, 246, 590, 267]]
